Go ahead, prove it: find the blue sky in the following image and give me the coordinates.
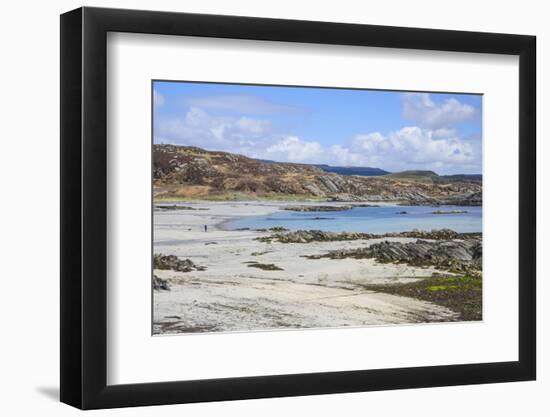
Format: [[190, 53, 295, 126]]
[[153, 81, 482, 174]]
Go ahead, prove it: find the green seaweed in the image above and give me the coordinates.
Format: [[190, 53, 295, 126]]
[[364, 275, 482, 321]]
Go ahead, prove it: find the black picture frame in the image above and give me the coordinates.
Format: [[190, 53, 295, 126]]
[[60, 6, 536, 410]]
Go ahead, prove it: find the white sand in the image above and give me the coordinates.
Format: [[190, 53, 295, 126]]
[[153, 201, 458, 334]]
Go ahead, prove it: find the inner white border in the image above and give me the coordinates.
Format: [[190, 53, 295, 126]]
[[107, 32, 519, 385]]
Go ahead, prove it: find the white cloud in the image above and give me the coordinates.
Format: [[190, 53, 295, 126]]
[[185, 94, 298, 116], [402, 93, 477, 128], [432, 127, 458, 139], [156, 107, 325, 164], [351, 126, 478, 173], [236, 117, 272, 134], [328, 144, 370, 167], [155, 107, 274, 154], [265, 136, 323, 163], [153, 90, 164, 108]]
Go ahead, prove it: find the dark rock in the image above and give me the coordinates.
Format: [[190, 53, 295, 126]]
[[282, 205, 353, 212], [307, 239, 482, 275], [246, 262, 284, 271], [153, 275, 170, 291], [155, 204, 208, 211], [268, 226, 289, 231], [258, 228, 481, 244], [257, 229, 376, 243], [384, 228, 480, 241], [254, 226, 289, 232], [153, 254, 206, 272]]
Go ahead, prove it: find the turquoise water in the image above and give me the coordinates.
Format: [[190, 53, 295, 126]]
[[224, 205, 482, 234]]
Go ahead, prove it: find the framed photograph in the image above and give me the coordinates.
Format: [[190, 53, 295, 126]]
[[60, 6, 536, 409]]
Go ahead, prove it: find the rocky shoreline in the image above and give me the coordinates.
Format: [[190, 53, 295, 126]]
[[306, 238, 482, 276], [396, 191, 482, 207], [258, 228, 481, 244]]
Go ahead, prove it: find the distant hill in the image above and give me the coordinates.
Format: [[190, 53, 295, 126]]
[[153, 144, 482, 205], [385, 170, 439, 181], [259, 160, 389, 177], [314, 165, 389, 177], [439, 174, 482, 183], [385, 170, 482, 184]]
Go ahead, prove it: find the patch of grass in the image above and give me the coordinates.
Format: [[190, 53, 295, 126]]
[[427, 284, 458, 292], [364, 275, 482, 321]]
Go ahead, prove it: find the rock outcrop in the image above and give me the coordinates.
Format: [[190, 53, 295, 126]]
[[307, 239, 482, 275], [153, 254, 206, 272], [386, 229, 480, 240], [257, 230, 377, 243], [155, 204, 209, 211], [153, 275, 171, 291], [258, 228, 481, 244], [282, 205, 353, 212]]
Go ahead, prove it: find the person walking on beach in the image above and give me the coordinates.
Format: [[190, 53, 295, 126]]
[[204, 224, 208, 232]]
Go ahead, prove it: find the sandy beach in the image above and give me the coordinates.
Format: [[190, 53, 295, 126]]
[[153, 201, 459, 334]]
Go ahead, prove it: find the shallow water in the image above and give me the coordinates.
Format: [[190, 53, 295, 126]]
[[223, 205, 482, 233]]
